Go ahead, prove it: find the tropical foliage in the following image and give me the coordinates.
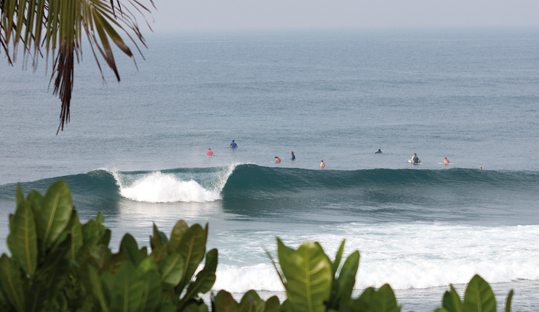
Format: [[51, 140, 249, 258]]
[[0, 0, 153, 132], [0, 181, 516, 311]]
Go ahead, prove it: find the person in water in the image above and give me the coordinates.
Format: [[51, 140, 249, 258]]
[[443, 156, 450, 166], [320, 160, 326, 169], [291, 151, 296, 161], [375, 148, 382, 154], [230, 140, 238, 150], [274, 156, 282, 164], [207, 148, 214, 157], [410, 153, 420, 165]]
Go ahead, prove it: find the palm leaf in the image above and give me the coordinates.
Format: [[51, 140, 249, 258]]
[[0, 0, 153, 132]]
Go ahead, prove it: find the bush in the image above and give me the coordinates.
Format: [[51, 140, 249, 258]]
[[0, 181, 514, 311]]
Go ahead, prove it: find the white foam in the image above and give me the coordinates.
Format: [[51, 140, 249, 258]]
[[111, 164, 237, 203], [211, 223, 539, 292]]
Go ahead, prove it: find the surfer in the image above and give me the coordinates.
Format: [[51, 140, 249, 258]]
[[230, 140, 238, 150], [206, 148, 214, 157], [375, 148, 382, 154], [291, 151, 296, 161], [274, 156, 282, 164], [320, 160, 326, 169], [443, 156, 450, 166], [409, 153, 420, 165]]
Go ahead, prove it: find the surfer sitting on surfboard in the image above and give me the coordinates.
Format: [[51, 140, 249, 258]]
[[443, 156, 450, 166], [409, 153, 420, 165]]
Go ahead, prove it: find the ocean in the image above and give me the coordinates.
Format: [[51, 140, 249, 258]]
[[1, 28, 539, 310]]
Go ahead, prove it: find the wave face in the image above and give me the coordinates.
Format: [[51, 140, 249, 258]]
[[2, 164, 538, 205], [222, 165, 539, 196]]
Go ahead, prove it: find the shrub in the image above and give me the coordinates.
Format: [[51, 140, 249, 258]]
[[0, 181, 514, 311]]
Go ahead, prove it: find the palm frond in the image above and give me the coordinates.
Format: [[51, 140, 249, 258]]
[[0, 0, 154, 132]]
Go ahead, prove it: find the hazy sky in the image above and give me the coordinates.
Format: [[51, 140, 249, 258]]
[[152, 0, 539, 32]]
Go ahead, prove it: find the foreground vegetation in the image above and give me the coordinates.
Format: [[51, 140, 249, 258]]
[[0, 181, 514, 311]]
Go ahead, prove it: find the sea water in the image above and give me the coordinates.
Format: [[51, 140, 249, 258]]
[[1, 29, 539, 310]]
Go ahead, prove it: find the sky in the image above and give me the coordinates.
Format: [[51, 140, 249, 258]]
[[152, 0, 539, 32]]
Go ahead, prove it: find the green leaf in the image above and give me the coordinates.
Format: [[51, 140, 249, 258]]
[[441, 285, 463, 312], [277, 239, 332, 312], [69, 211, 83, 261], [184, 303, 210, 312], [238, 290, 265, 312], [136, 257, 162, 311], [177, 224, 208, 292], [87, 266, 109, 312], [179, 249, 218, 309], [159, 253, 185, 286], [463, 275, 496, 312], [335, 251, 359, 308], [120, 233, 142, 265], [35, 181, 73, 248], [350, 284, 400, 312], [168, 220, 189, 253], [238, 289, 266, 312], [505, 289, 514, 312], [105, 262, 148, 312], [0, 255, 26, 312], [332, 240, 346, 274], [7, 198, 37, 276], [213, 290, 238, 312], [264, 296, 281, 312], [152, 223, 168, 248]]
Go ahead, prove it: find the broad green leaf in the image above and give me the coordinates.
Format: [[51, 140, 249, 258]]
[[442, 285, 463, 312], [0, 255, 25, 311], [151, 223, 168, 250], [120, 233, 142, 265], [136, 257, 162, 311], [177, 224, 208, 292], [335, 251, 359, 308], [179, 249, 218, 309], [377, 284, 400, 311], [264, 296, 281, 312], [277, 239, 332, 312], [505, 289, 514, 312], [463, 275, 496, 312], [105, 262, 147, 312], [238, 290, 265, 312], [168, 220, 189, 253], [350, 284, 400, 312], [159, 253, 185, 286], [69, 211, 83, 261], [36, 181, 73, 248], [214, 290, 238, 312], [7, 199, 37, 276], [88, 266, 109, 312]]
